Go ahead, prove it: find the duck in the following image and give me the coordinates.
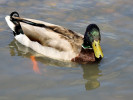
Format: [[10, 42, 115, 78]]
[[5, 11, 103, 63]]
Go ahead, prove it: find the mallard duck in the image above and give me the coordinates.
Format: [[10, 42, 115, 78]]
[[5, 11, 103, 63]]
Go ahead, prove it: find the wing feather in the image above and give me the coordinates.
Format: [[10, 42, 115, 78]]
[[18, 17, 83, 53]]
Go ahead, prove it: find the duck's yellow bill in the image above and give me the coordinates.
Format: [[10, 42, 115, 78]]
[[92, 40, 104, 59]]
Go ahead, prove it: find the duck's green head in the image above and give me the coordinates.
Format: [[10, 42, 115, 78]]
[[82, 24, 104, 59]]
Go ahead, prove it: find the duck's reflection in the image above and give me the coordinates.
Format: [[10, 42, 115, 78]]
[[9, 40, 102, 90], [81, 64, 102, 90]]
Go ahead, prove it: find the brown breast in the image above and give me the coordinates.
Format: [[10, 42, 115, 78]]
[[71, 48, 95, 63]]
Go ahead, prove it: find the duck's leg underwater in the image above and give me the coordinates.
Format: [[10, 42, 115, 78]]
[[30, 56, 41, 74]]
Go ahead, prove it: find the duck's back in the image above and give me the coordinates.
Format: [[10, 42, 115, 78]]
[[20, 18, 84, 53]]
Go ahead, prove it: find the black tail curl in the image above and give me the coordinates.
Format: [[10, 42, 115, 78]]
[[10, 11, 20, 22], [10, 11, 23, 36], [10, 11, 19, 18]]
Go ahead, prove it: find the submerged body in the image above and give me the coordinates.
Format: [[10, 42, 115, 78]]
[[5, 12, 103, 63]]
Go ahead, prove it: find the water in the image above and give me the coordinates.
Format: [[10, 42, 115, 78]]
[[0, 0, 133, 100]]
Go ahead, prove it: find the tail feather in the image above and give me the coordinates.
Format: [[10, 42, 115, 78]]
[[5, 16, 15, 32], [5, 15, 23, 36]]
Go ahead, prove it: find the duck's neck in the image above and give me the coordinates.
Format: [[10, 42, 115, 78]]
[[71, 47, 96, 63]]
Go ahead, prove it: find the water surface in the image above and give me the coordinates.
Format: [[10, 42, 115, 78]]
[[0, 0, 133, 100]]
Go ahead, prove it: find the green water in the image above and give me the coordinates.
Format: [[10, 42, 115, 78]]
[[0, 0, 133, 100]]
